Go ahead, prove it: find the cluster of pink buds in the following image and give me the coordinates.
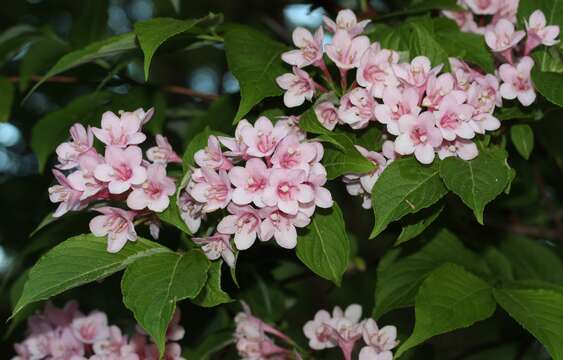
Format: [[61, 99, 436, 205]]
[[444, 1, 560, 105], [233, 302, 295, 360], [48, 109, 182, 253], [179, 116, 333, 266], [303, 304, 398, 360], [11, 301, 186, 360]]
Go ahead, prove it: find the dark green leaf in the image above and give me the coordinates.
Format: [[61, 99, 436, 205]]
[[408, 18, 449, 68], [193, 261, 233, 307], [122, 251, 210, 355], [296, 203, 350, 286], [225, 24, 288, 122], [70, 0, 109, 47], [158, 190, 191, 234], [532, 67, 563, 107], [510, 124, 534, 159], [0, 76, 14, 122], [370, 157, 447, 238], [19, 36, 68, 91], [396, 202, 444, 245]]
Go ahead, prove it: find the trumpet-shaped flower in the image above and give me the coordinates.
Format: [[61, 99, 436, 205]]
[[89, 206, 137, 253], [127, 164, 176, 212], [282, 27, 324, 68]]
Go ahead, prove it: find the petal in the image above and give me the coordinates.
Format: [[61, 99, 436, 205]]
[[414, 144, 436, 164], [234, 230, 257, 250], [275, 224, 297, 249], [394, 134, 415, 155], [126, 189, 148, 210]]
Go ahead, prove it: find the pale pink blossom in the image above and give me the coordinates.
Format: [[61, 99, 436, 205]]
[[325, 30, 371, 69], [91, 111, 147, 148], [67, 150, 106, 200], [276, 67, 316, 108], [92, 326, 137, 359], [56, 123, 94, 170], [449, 58, 483, 91], [192, 232, 235, 268], [219, 119, 252, 159], [374, 86, 421, 135], [270, 135, 319, 172], [240, 116, 290, 158], [127, 164, 176, 212], [304, 162, 333, 209], [259, 207, 310, 249], [358, 348, 393, 360], [146, 135, 182, 164], [525, 10, 560, 54], [178, 191, 205, 233], [323, 9, 371, 37], [392, 56, 440, 90], [422, 73, 458, 110], [229, 158, 269, 207], [217, 204, 262, 250], [94, 146, 147, 194], [499, 56, 536, 106], [89, 206, 137, 253], [382, 140, 398, 162], [343, 146, 387, 205], [395, 112, 443, 164], [49, 328, 85, 359], [438, 139, 479, 160], [338, 88, 377, 129], [72, 312, 110, 344], [282, 27, 324, 68], [356, 47, 400, 98], [362, 319, 398, 353], [49, 169, 85, 217], [262, 169, 314, 215], [434, 94, 476, 141], [314, 101, 340, 130], [188, 167, 232, 213], [464, 0, 499, 14], [466, 76, 502, 115], [469, 112, 501, 134], [303, 310, 337, 350], [442, 10, 482, 33], [194, 135, 233, 171], [484, 18, 525, 52]]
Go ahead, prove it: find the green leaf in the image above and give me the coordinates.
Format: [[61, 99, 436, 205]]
[[369, 24, 410, 56], [510, 124, 534, 159], [408, 18, 449, 68], [499, 237, 563, 284], [135, 17, 202, 80], [183, 329, 233, 360], [70, 0, 109, 47], [12, 234, 167, 319], [193, 261, 233, 307], [494, 287, 563, 360], [495, 106, 539, 121], [0, 76, 14, 122], [158, 190, 191, 234], [122, 250, 210, 355], [184, 95, 237, 145], [322, 133, 377, 179], [26, 32, 137, 98], [225, 24, 288, 122], [182, 127, 216, 171], [296, 203, 350, 286], [0, 25, 36, 66], [396, 202, 444, 245], [396, 263, 496, 357], [534, 47, 563, 73], [31, 91, 112, 172], [483, 247, 514, 282], [373, 229, 490, 318], [370, 157, 447, 238], [439, 148, 511, 224], [531, 67, 563, 107], [19, 36, 68, 91]]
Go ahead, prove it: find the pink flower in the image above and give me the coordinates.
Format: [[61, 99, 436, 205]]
[[395, 112, 443, 164], [192, 232, 235, 268], [178, 191, 205, 233], [189, 167, 232, 213], [304, 162, 333, 209], [71, 312, 110, 344], [240, 116, 289, 157], [94, 146, 147, 194], [270, 135, 319, 172], [303, 310, 337, 350], [282, 27, 324, 68], [92, 325, 137, 358], [358, 348, 393, 360], [438, 139, 479, 160], [89, 206, 137, 253], [127, 164, 176, 212], [356, 47, 400, 98], [229, 158, 269, 207], [314, 101, 340, 130], [449, 58, 482, 91], [91, 110, 147, 148], [219, 119, 252, 159], [343, 146, 387, 205], [525, 10, 560, 54], [392, 56, 440, 90], [259, 207, 310, 248], [374, 86, 421, 135], [422, 73, 458, 110], [338, 88, 377, 129], [434, 94, 475, 140], [217, 204, 262, 250], [442, 10, 481, 33], [276, 67, 316, 108], [166, 309, 185, 341], [55, 123, 94, 170], [499, 56, 536, 106], [484, 18, 525, 52], [262, 169, 314, 215], [146, 134, 182, 164], [464, 0, 499, 14], [49, 169, 84, 217], [323, 9, 371, 37], [325, 30, 371, 69], [362, 319, 398, 353], [67, 150, 106, 200], [49, 328, 85, 359], [194, 135, 233, 171]]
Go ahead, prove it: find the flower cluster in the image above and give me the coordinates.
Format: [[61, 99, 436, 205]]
[[303, 304, 398, 360], [11, 301, 185, 360], [48, 109, 181, 253], [444, 1, 560, 106], [179, 116, 333, 265], [233, 302, 294, 359]]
